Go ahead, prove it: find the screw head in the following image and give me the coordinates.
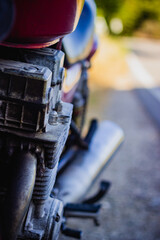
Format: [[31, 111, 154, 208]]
[[48, 110, 58, 125], [55, 213, 60, 223]]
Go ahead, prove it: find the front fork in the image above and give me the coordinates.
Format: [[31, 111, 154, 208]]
[[1, 151, 37, 240]]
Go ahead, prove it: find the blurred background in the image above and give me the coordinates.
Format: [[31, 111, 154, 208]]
[[61, 1, 160, 240], [95, 0, 160, 37], [89, 0, 160, 89]]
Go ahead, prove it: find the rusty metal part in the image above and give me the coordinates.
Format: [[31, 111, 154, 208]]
[[0, 47, 65, 109], [0, 59, 52, 132], [43, 198, 63, 240], [2, 151, 37, 240], [17, 198, 63, 240], [0, 101, 72, 225], [33, 164, 58, 219], [0, 48, 73, 240], [0, 101, 73, 167], [21, 48, 65, 87]]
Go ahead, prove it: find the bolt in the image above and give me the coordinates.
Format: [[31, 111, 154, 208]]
[[35, 146, 41, 154], [48, 110, 58, 125], [56, 101, 63, 113], [55, 213, 60, 223], [27, 222, 33, 230], [24, 66, 39, 73]]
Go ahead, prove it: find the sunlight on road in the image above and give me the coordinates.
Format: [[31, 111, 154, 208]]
[[89, 35, 160, 91], [89, 35, 157, 91], [89, 35, 132, 90]]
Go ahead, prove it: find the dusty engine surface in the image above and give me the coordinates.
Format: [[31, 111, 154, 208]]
[[0, 48, 73, 239]]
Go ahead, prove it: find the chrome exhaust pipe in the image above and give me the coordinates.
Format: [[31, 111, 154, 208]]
[[56, 121, 124, 204]]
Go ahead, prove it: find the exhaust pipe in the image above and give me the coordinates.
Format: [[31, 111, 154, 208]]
[[2, 152, 37, 240], [56, 121, 124, 204]]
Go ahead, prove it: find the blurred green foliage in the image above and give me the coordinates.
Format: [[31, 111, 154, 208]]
[[95, 0, 160, 35]]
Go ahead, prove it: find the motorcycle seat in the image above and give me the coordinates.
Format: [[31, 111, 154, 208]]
[[63, 0, 96, 65]]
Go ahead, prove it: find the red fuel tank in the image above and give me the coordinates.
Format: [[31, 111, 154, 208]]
[[1, 0, 84, 48]]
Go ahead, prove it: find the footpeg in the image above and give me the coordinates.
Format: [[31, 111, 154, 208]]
[[61, 223, 82, 239], [64, 203, 101, 226], [83, 180, 111, 204]]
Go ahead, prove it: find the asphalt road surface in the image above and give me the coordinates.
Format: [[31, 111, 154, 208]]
[[60, 38, 160, 240], [125, 37, 160, 85]]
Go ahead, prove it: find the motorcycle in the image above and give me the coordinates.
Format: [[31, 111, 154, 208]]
[[0, 0, 124, 239]]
